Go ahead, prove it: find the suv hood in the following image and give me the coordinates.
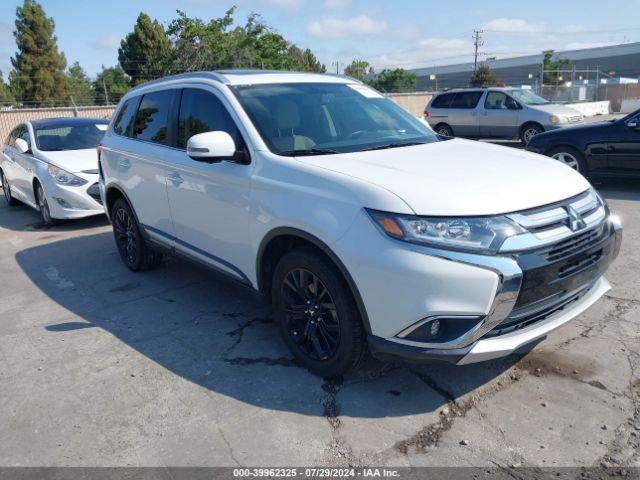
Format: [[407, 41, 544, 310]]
[[530, 103, 583, 117], [300, 139, 590, 216], [36, 148, 98, 173]]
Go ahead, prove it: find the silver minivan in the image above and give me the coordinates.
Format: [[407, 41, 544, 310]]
[[424, 87, 585, 143]]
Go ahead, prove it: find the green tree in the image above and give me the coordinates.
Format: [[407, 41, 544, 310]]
[[470, 63, 497, 87], [0, 72, 15, 106], [66, 62, 93, 106], [9, 0, 68, 107], [344, 60, 371, 81], [287, 46, 326, 73], [542, 51, 571, 85], [92, 66, 131, 105], [369, 68, 416, 93], [119, 12, 171, 85]]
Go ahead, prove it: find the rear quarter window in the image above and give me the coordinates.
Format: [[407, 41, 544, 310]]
[[430, 93, 454, 109]]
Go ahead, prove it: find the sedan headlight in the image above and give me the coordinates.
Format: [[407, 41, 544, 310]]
[[367, 209, 526, 254], [47, 164, 87, 186]]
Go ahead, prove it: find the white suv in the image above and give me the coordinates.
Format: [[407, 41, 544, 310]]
[[99, 70, 622, 378]]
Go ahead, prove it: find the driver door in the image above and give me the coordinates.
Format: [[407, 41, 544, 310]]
[[607, 113, 640, 172], [481, 91, 520, 138]]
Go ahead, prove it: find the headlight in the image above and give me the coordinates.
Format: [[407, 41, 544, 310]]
[[367, 209, 526, 254], [47, 164, 87, 186]]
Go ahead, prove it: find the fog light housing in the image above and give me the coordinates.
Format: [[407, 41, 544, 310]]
[[399, 316, 483, 344]]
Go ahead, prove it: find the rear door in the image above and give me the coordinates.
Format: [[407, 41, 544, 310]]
[[481, 91, 520, 138], [446, 91, 483, 137], [426, 93, 454, 130], [112, 90, 177, 242], [606, 113, 640, 172]]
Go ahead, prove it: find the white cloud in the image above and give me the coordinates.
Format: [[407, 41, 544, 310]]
[[565, 24, 588, 33], [90, 34, 121, 51], [323, 0, 348, 9], [369, 38, 473, 70], [483, 18, 546, 33], [307, 15, 387, 39], [267, 0, 304, 8]]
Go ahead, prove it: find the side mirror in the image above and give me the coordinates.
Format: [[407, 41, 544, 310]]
[[14, 138, 30, 154], [187, 131, 237, 163], [507, 102, 520, 110]]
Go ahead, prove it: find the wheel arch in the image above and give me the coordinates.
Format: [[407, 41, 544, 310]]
[[519, 121, 544, 136], [433, 122, 453, 135], [256, 227, 372, 334], [104, 183, 141, 225]]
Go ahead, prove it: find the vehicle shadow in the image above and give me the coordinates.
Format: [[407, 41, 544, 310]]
[[14, 230, 523, 419], [593, 177, 640, 202]]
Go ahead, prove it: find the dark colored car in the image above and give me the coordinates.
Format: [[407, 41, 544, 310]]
[[526, 108, 640, 178]]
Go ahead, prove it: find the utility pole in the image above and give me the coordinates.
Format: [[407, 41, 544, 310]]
[[473, 29, 483, 72], [332, 61, 341, 75], [102, 79, 110, 106]]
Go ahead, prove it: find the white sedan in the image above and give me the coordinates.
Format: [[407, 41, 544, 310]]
[[1, 117, 107, 224]]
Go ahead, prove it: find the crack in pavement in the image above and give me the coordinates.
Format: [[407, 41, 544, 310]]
[[394, 369, 525, 454], [225, 316, 275, 349]]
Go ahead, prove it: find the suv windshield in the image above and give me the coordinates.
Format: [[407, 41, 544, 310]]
[[35, 123, 108, 151], [509, 89, 551, 106], [231, 82, 439, 155]]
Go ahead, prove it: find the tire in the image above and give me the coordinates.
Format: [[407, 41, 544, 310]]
[[520, 123, 543, 144], [547, 146, 588, 176], [35, 181, 58, 225], [0, 169, 20, 206], [271, 247, 366, 379], [435, 124, 454, 137], [111, 198, 162, 272]]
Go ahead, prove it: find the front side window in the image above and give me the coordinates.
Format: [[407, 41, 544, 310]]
[[35, 123, 108, 151], [19, 127, 31, 148], [485, 92, 515, 110], [450, 91, 482, 109], [113, 98, 139, 137], [177, 89, 240, 149], [232, 82, 439, 155], [7, 126, 21, 146], [133, 90, 174, 145]]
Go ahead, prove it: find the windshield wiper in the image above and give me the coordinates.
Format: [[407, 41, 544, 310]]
[[360, 141, 427, 152], [279, 148, 341, 156]]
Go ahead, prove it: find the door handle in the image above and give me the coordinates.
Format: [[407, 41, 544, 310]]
[[167, 172, 184, 185], [118, 158, 131, 169]]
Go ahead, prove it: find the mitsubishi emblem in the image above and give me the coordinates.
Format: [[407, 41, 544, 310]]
[[566, 206, 586, 232]]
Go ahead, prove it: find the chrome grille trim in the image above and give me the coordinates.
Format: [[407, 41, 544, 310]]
[[501, 189, 606, 253]]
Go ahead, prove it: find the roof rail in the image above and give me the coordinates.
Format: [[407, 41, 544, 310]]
[[129, 71, 228, 92]]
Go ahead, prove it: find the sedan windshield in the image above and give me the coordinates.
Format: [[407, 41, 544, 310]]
[[231, 82, 439, 155], [35, 123, 107, 151], [509, 89, 551, 106]]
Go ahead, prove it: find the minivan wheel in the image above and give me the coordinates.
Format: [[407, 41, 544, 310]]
[[1, 170, 19, 206], [35, 182, 57, 225], [520, 124, 543, 144], [272, 248, 366, 379], [435, 124, 453, 137], [111, 198, 162, 271], [548, 146, 587, 175]]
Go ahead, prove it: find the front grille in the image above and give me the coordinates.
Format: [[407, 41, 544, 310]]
[[543, 224, 605, 263], [486, 285, 590, 337], [87, 183, 102, 205]]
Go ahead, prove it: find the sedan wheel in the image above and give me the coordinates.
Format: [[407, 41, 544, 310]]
[[552, 151, 579, 170], [1, 171, 19, 206], [36, 183, 55, 225]]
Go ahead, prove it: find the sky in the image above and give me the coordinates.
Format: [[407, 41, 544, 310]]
[[1, 0, 640, 79]]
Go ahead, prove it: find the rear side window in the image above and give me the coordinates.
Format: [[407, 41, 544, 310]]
[[430, 93, 454, 108], [450, 91, 482, 109], [133, 90, 174, 145], [177, 89, 241, 149], [113, 98, 138, 137]]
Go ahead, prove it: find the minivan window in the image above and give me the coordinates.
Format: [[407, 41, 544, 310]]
[[177, 89, 240, 149], [485, 92, 514, 110], [133, 90, 174, 145], [450, 91, 482, 109], [232, 82, 439, 155], [431, 93, 454, 109], [113, 98, 139, 137]]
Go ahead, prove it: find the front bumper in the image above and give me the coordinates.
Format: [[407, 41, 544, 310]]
[[41, 174, 105, 219], [367, 214, 622, 365]]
